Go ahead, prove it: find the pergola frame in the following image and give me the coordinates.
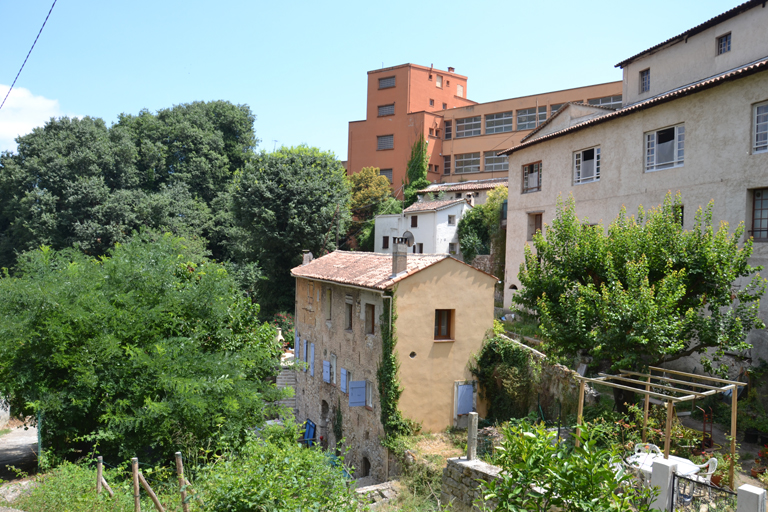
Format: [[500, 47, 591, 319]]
[[575, 366, 746, 488]]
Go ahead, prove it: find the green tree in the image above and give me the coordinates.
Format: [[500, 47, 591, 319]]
[[0, 233, 282, 460], [514, 193, 766, 375], [348, 166, 393, 221], [229, 145, 351, 315], [402, 134, 430, 208], [457, 185, 507, 266]]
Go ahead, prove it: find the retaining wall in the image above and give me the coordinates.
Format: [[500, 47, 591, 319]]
[[440, 457, 501, 511]]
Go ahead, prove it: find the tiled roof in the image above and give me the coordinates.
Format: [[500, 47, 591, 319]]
[[499, 56, 768, 156], [520, 102, 615, 143], [290, 251, 449, 290], [615, 0, 762, 68], [417, 178, 508, 194], [403, 198, 467, 213]]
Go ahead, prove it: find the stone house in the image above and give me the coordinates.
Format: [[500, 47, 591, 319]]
[[290, 243, 496, 482]]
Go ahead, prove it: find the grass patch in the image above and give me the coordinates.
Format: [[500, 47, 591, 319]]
[[0, 428, 10, 437]]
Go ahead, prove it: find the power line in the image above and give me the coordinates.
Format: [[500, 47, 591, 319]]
[[0, 0, 58, 112]]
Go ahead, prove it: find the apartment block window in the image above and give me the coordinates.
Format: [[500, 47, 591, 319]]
[[377, 134, 394, 150], [380, 168, 393, 182], [429, 128, 434, 136], [455, 116, 481, 138], [645, 124, 684, 172], [523, 162, 542, 193], [345, 296, 353, 330], [455, 152, 480, 174], [379, 76, 395, 89], [382, 236, 389, 249], [485, 112, 514, 134], [550, 104, 563, 117], [411, 215, 418, 228], [574, 147, 601, 184], [752, 189, 768, 240], [588, 96, 622, 110], [325, 288, 332, 321], [413, 243, 423, 254], [434, 164, 439, 174], [517, 107, 546, 130], [378, 104, 395, 117], [444, 121, 452, 140], [434, 309, 453, 340], [429, 99, 435, 107], [484, 151, 508, 172], [717, 33, 731, 55], [640, 69, 650, 93], [448, 243, 457, 255], [754, 102, 768, 153], [442, 102, 447, 109], [436, 75, 443, 88], [448, 215, 456, 225], [365, 304, 375, 335], [444, 155, 451, 174], [528, 213, 543, 240]]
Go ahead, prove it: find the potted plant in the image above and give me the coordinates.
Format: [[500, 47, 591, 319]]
[[754, 445, 768, 478]]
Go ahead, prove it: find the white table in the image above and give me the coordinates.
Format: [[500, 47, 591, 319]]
[[625, 453, 700, 480]]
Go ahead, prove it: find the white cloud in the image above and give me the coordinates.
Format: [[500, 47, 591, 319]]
[[0, 84, 64, 153]]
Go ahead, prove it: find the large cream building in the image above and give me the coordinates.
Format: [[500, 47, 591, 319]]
[[501, 0, 768, 365]]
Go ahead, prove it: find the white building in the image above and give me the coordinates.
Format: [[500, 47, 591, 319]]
[[374, 198, 471, 257], [417, 177, 508, 206]]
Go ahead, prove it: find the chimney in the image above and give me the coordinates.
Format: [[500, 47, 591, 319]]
[[465, 192, 474, 207], [302, 250, 314, 265], [391, 237, 408, 277], [448, 67, 455, 73]]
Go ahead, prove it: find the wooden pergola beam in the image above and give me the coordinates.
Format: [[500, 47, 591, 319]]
[[580, 376, 693, 402], [619, 370, 729, 391], [647, 366, 746, 386], [605, 374, 708, 397]]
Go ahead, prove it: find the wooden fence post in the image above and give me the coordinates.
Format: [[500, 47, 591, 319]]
[[132, 457, 141, 512], [467, 412, 478, 460], [139, 472, 166, 512], [97, 456, 103, 494], [175, 452, 190, 512]]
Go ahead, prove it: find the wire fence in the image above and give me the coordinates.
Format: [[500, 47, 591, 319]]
[[671, 474, 737, 512]]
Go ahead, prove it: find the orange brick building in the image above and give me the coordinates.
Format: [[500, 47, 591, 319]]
[[346, 63, 622, 197]]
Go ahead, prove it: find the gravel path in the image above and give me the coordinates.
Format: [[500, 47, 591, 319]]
[[0, 427, 37, 482]]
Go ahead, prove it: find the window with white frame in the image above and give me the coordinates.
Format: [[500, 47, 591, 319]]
[[640, 69, 650, 93], [484, 151, 508, 172], [448, 243, 457, 255], [379, 76, 395, 89], [517, 107, 546, 130], [754, 102, 768, 153], [588, 96, 622, 110], [378, 104, 395, 116], [485, 112, 514, 134], [455, 152, 480, 174], [444, 121, 452, 140], [717, 33, 731, 55], [436, 75, 443, 88], [448, 215, 456, 225], [752, 189, 768, 240], [574, 147, 601, 184], [455, 117, 481, 138], [380, 168, 393, 182], [523, 162, 542, 193], [377, 134, 394, 150], [645, 124, 684, 172], [444, 155, 451, 174]]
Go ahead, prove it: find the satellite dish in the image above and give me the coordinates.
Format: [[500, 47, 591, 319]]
[[401, 231, 415, 247]]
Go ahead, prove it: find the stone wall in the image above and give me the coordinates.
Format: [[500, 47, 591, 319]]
[[440, 457, 500, 512]]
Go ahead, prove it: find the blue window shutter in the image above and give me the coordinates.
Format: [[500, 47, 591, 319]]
[[295, 336, 300, 360], [323, 360, 330, 383], [457, 384, 474, 415], [302, 339, 307, 368], [340, 368, 347, 393], [309, 343, 315, 376], [349, 381, 366, 407]]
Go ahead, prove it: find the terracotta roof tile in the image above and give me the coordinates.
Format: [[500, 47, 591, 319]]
[[500, 56, 768, 156], [403, 198, 468, 213], [290, 251, 449, 290], [417, 178, 508, 194]]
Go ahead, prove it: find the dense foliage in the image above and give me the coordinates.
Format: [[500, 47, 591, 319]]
[[347, 166, 401, 251], [0, 234, 283, 460], [229, 145, 351, 315], [403, 134, 430, 208], [514, 193, 766, 374], [457, 186, 507, 275]]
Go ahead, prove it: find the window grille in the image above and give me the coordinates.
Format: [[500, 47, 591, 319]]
[[484, 151, 508, 172], [377, 134, 394, 150], [378, 104, 395, 116], [456, 117, 481, 138], [380, 168, 393, 182], [455, 152, 480, 174], [379, 76, 395, 89], [485, 112, 514, 134]]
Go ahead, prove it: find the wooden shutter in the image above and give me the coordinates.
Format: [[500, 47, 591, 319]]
[[457, 384, 474, 415], [323, 360, 330, 383], [340, 368, 347, 393], [309, 343, 315, 376], [349, 381, 366, 407]]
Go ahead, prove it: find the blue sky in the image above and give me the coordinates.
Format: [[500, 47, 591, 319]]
[[0, 0, 739, 159]]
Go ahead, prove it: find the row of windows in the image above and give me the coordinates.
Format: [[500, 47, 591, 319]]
[[442, 151, 508, 175]]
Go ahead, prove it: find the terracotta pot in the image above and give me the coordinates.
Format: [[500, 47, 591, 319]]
[[752, 466, 767, 478], [711, 474, 723, 487]]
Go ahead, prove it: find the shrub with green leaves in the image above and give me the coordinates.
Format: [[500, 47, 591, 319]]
[[0, 233, 283, 461]]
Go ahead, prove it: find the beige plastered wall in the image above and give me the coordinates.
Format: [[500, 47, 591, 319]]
[[622, 5, 768, 106], [503, 71, 768, 365], [394, 258, 496, 432]]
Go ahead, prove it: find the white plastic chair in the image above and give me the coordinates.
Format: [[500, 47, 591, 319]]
[[690, 457, 718, 497], [634, 443, 662, 456]]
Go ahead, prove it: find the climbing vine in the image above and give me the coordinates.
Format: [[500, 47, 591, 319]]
[[333, 398, 343, 445], [377, 291, 415, 441]]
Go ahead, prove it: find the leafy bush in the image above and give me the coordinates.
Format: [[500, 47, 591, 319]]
[[0, 233, 283, 461], [272, 311, 295, 347]]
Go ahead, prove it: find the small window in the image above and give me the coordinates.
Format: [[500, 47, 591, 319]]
[[574, 147, 601, 184], [444, 121, 452, 140], [550, 103, 563, 117], [330, 353, 337, 385], [434, 164, 439, 174], [378, 104, 395, 117], [523, 162, 542, 193], [640, 69, 650, 93], [442, 102, 447, 109], [752, 189, 768, 240], [448, 243, 457, 255], [455, 193, 462, 199], [528, 213, 543, 241], [436, 75, 443, 88], [411, 215, 418, 228], [754, 102, 768, 153], [484, 151, 508, 172], [345, 298, 353, 330], [434, 309, 453, 340], [325, 289, 332, 321], [412, 243, 423, 254], [485, 112, 514, 134], [365, 304, 375, 335], [382, 236, 389, 249], [429, 128, 434, 136], [455, 152, 480, 174], [443, 155, 451, 174], [457, 84, 464, 98], [455, 117, 481, 138], [448, 215, 456, 226], [435, 129, 440, 137], [429, 99, 435, 107], [380, 168, 393, 182], [379, 76, 395, 89], [377, 135, 394, 150], [717, 33, 731, 55], [645, 124, 684, 172], [517, 107, 546, 130]]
